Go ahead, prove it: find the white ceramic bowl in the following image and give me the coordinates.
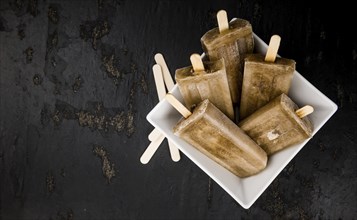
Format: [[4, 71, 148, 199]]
[[146, 34, 337, 209]]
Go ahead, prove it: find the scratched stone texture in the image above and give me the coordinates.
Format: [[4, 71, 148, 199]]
[[0, 0, 356, 219]]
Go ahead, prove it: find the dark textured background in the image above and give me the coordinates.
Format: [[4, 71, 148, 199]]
[[1, 0, 356, 219]]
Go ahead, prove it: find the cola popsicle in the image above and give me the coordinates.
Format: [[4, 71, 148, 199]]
[[201, 10, 254, 104], [239, 93, 313, 155], [240, 35, 295, 119], [175, 55, 234, 120], [166, 94, 267, 177]]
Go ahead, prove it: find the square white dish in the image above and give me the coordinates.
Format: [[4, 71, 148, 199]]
[[146, 34, 338, 209]]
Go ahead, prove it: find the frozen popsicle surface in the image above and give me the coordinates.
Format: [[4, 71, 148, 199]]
[[239, 93, 313, 155], [201, 18, 254, 104], [173, 99, 267, 177], [175, 58, 234, 120], [240, 54, 296, 119]]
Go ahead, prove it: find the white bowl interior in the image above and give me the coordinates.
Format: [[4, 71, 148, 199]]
[[146, 34, 337, 209]]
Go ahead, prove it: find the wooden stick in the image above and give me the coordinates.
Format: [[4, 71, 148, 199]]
[[154, 53, 175, 91], [148, 127, 162, 141], [168, 141, 180, 162], [148, 63, 169, 141], [140, 134, 166, 164], [217, 10, 229, 33], [265, 35, 281, 62], [295, 105, 314, 118], [190, 53, 205, 72], [147, 128, 181, 161], [153, 64, 166, 101], [165, 93, 192, 118], [144, 54, 182, 164], [153, 61, 181, 162]]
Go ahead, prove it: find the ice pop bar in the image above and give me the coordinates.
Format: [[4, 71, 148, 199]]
[[175, 55, 234, 120], [239, 93, 313, 155], [240, 35, 296, 119], [201, 10, 254, 104], [167, 95, 267, 177]]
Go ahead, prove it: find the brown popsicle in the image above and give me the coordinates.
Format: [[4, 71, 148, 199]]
[[240, 35, 296, 119], [201, 10, 254, 104], [239, 93, 314, 155], [175, 54, 234, 120], [166, 94, 267, 177]]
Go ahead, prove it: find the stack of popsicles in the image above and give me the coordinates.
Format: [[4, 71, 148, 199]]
[[144, 10, 315, 178]]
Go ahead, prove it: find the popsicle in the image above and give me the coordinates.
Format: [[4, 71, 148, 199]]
[[239, 93, 314, 155], [201, 10, 254, 104], [166, 94, 267, 177], [240, 35, 296, 119], [175, 54, 234, 120]]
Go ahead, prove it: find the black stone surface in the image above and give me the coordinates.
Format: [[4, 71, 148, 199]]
[[1, 0, 356, 219]]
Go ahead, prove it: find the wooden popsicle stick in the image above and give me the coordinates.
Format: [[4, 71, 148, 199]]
[[168, 141, 180, 162], [265, 35, 281, 62], [154, 53, 175, 91], [148, 128, 181, 161], [148, 127, 161, 141], [190, 54, 205, 72], [153, 60, 181, 162], [217, 10, 229, 33], [295, 105, 314, 118], [140, 134, 166, 164], [153, 64, 166, 101], [148, 63, 168, 141], [165, 93, 192, 118]]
